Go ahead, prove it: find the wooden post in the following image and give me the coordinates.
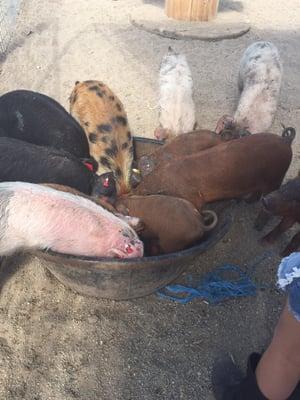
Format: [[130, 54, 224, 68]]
[[165, 0, 220, 21]]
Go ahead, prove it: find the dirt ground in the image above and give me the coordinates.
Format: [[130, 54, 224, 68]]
[[0, 0, 300, 399]]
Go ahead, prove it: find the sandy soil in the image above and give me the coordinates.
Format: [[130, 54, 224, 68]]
[[0, 0, 300, 399]]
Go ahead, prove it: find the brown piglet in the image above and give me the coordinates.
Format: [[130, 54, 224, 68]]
[[116, 194, 218, 256], [133, 128, 295, 210], [138, 129, 250, 178]]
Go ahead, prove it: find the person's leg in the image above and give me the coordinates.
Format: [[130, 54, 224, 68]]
[[214, 253, 300, 400], [256, 302, 300, 400]]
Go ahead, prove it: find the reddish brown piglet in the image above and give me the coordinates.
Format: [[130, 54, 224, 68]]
[[138, 129, 248, 178], [258, 176, 300, 256], [133, 128, 295, 211], [115, 195, 218, 256]]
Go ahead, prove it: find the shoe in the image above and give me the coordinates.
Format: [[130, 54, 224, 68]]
[[215, 353, 300, 400], [221, 353, 266, 399]]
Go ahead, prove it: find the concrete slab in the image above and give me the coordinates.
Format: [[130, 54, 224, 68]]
[[130, 3, 250, 41]]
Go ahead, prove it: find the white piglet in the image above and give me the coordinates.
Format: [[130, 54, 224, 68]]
[[154, 46, 197, 140], [0, 182, 144, 258], [216, 41, 283, 134]]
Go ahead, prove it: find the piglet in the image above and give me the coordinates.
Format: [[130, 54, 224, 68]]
[[69, 80, 134, 195], [259, 176, 300, 256], [133, 128, 295, 210], [216, 41, 282, 134], [42, 183, 143, 233], [0, 137, 116, 203], [116, 195, 218, 256], [0, 90, 90, 159], [154, 46, 197, 141], [0, 182, 143, 258], [138, 129, 250, 178]]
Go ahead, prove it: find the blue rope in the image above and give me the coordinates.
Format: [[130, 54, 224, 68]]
[[157, 250, 275, 305]]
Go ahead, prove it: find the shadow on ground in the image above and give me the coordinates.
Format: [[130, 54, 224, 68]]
[[0, 3, 299, 398]]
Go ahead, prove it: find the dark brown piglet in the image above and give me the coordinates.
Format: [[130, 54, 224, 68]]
[[133, 129, 295, 211], [259, 176, 300, 256], [116, 194, 218, 256]]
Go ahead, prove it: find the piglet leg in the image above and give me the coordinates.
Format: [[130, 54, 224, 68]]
[[282, 231, 300, 257], [215, 115, 234, 134], [261, 217, 295, 244]]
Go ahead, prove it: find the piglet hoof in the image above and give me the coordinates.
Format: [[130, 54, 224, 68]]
[[215, 115, 234, 134]]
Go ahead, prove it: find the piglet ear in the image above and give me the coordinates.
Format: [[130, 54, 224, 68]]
[[80, 157, 98, 172]]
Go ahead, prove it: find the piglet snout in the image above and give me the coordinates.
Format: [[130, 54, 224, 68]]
[[115, 238, 143, 259], [127, 240, 144, 258]]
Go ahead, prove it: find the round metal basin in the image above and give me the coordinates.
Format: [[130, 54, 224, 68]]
[[36, 136, 232, 300]]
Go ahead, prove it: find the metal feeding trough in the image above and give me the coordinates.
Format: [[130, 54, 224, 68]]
[[36, 137, 232, 300]]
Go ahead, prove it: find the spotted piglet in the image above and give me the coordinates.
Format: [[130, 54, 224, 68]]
[[69, 80, 134, 195], [0, 182, 143, 258], [216, 41, 282, 134]]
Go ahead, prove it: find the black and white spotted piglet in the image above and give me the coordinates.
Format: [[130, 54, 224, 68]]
[[216, 41, 282, 134]]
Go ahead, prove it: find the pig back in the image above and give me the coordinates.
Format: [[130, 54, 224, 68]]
[[0, 137, 94, 194], [134, 133, 293, 208], [0, 90, 90, 158], [158, 130, 223, 157], [138, 129, 249, 177], [41, 183, 117, 213]]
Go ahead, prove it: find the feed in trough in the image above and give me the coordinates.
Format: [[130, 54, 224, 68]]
[[69, 80, 134, 195], [154, 46, 197, 141], [0, 89, 91, 159], [115, 194, 218, 256], [215, 41, 282, 134], [0, 182, 143, 258]]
